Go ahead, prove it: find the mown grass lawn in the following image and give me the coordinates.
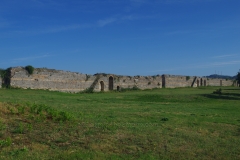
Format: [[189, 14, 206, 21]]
[[0, 87, 239, 159]]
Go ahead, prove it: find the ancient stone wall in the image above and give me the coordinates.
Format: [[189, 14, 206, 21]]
[[233, 81, 239, 87], [195, 78, 233, 87], [95, 75, 162, 92], [10, 67, 95, 93], [118, 75, 162, 90], [5, 67, 235, 93], [162, 75, 196, 88]]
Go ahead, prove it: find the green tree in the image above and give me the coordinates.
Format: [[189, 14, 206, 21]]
[[237, 72, 240, 87], [25, 65, 34, 75]]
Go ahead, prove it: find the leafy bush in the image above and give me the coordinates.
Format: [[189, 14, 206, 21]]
[[0, 69, 6, 78], [0, 68, 11, 88], [152, 75, 157, 79], [120, 86, 140, 92], [81, 88, 94, 93], [213, 88, 222, 95], [161, 118, 169, 121], [236, 72, 240, 86], [25, 65, 34, 75]]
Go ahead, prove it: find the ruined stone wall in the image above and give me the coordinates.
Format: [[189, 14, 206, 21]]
[[10, 67, 96, 93], [117, 75, 162, 90], [233, 81, 239, 87], [134, 76, 162, 89], [207, 78, 233, 86], [163, 75, 196, 88], [195, 78, 234, 87], [95, 75, 162, 92], [163, 76, 233, 88], [0, 77, 2, 88], [7, 67, 235, 93]]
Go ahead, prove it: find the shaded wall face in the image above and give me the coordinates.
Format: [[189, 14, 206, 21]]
[[204, 80, 207, 86], [100, 81, 104, 91], [109, 76, 114, 90], [162, 75, 166, 88]]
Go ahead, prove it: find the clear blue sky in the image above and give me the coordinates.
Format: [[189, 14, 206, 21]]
[[1, 0, 240, 76]]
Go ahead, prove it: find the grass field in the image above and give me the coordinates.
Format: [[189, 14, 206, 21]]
[[0, 87, 240, 159]]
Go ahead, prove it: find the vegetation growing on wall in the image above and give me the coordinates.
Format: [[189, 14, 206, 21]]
[[25, 65, 34, 75], [82, 75, 101, 93], [95, 73, 108, 77], [85, 74, 90, 81], [0, 68, 12, 88], [152, 75, 157, 79], [120, 85, 140, 92], [186, 76, 190, 81], [0, 69, 6, 78]]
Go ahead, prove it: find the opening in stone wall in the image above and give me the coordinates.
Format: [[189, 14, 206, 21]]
[[109, 76, 113, 91], [100, 81, 104, 91], [117, 86, 120, 91], [204, 80, 206, 86], [197, 79, 199, 87], [220, 80, 222, 86], [200, 78, 203, 86]]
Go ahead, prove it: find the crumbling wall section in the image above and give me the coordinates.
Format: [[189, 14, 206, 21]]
[[95, 75, 162, 91], [113, 75, 162, 90], [10, 67, 96, 93], [127, 75, 162, 90]]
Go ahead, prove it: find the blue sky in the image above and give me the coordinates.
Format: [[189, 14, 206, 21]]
[[0, 0, 240, 76]]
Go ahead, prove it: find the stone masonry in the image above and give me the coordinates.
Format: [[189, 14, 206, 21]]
[[1, 67, 235, 93]]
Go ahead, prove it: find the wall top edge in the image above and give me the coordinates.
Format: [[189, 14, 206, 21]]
[[8, 66, 234, 81]]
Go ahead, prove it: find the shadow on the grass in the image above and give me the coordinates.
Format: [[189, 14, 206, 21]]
[[201, 92, 240, 101], [222, 88, 240, 91]]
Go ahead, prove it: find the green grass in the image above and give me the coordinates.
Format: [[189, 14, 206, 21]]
[[0, 87, 240, 159]]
